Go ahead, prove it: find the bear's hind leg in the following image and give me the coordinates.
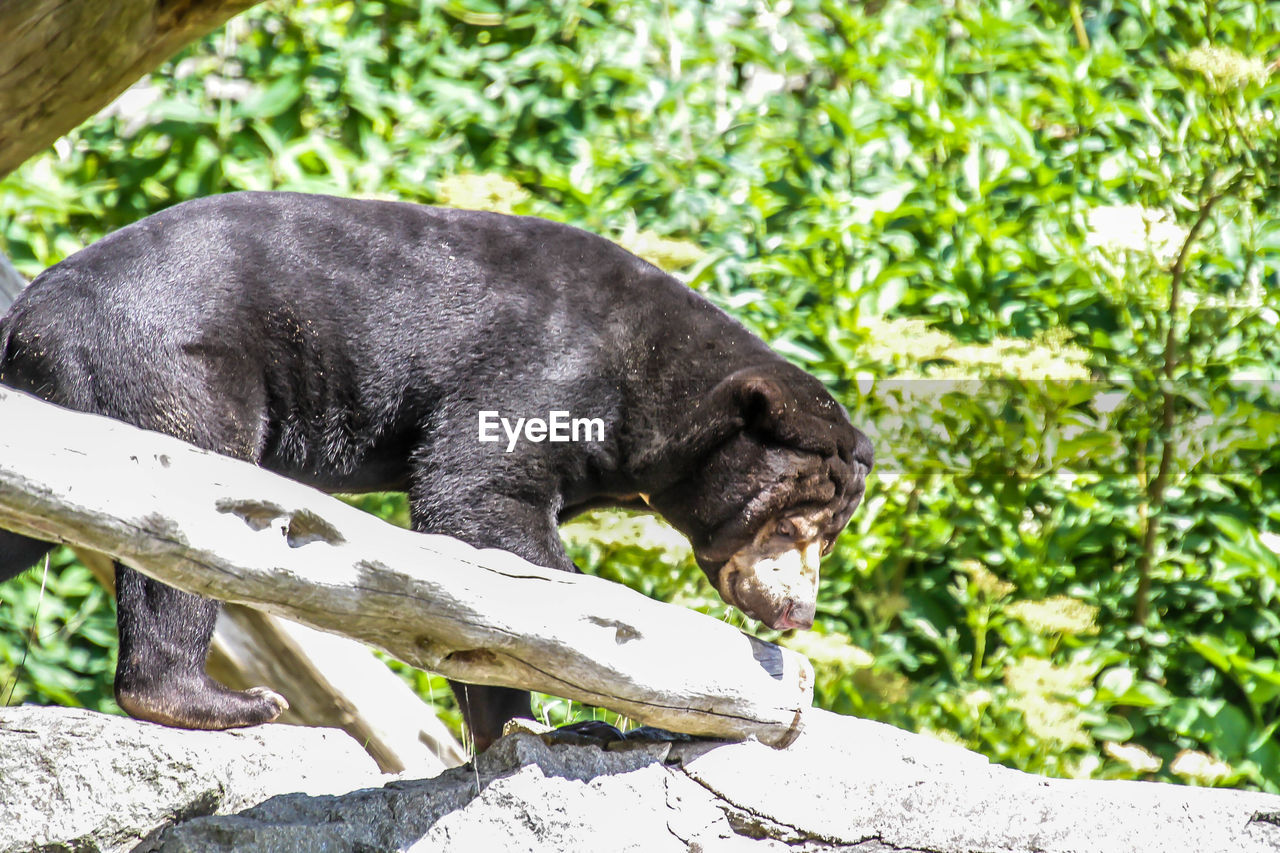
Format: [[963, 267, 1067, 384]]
[[5, 314, 285, 728], [113, 564, 288, 729], [107, 376, 287, 729], [0, 531, 55, 583]]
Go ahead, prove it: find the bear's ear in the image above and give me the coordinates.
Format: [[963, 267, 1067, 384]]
[[726, 367, 844, 458], [629, 365, 854, 482], [728, 371, 788, 430], [627, 369, 773, 482]]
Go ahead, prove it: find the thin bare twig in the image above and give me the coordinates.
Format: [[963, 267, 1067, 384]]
[[1133, 169, 1247, 625]]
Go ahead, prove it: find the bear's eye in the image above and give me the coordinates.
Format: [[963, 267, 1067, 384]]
[[776, 518, 796, 539]]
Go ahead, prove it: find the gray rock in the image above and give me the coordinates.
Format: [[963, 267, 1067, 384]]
[[152, 732, 691, 852], [0, 706, 385, 853], [153, 709, 1280, 853], [679, 710, 1280, 852], [5, 705, 1280, 853]]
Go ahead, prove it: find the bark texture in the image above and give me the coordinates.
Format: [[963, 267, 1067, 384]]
[[0, 0, 260, 178]]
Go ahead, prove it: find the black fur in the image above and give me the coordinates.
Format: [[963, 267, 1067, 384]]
[[0, 192, 872, 749]]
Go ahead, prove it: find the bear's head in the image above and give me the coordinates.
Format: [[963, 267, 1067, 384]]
[[641, 365, 873, 630]]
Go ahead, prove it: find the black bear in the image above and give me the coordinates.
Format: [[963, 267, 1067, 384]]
[[0, 192, 872, 751]]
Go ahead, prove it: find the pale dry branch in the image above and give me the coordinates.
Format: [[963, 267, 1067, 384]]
[[0, 386, 813, 746]]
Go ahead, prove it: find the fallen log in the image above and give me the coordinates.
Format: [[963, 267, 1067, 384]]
[[0, 386, 813, 746]]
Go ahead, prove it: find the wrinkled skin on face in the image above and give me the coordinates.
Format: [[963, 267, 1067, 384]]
[[646, 366, 874, 630]]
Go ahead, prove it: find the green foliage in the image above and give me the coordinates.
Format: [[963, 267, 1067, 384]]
[[0, 549, 119, 715], [2, 0, 1278, 788]]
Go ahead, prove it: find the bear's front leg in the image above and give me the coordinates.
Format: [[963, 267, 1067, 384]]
[[410, 469, 579, 752], [113, 565, 288, 729], [449, 682, 537, 754]]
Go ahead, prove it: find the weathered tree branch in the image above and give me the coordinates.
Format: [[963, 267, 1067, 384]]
[[79, 549, 466, 773], [206, 606, 468, 772], [0, 252, 24, 309], [0, 0, 262, 178], [0, 386, 814, 746]]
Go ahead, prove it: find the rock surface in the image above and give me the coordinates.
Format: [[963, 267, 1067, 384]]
[[4, 704, 1280, 852], [0, 705, 386, 853]]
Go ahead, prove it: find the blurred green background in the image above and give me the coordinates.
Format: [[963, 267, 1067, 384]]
[[2, 0, 1279, 789]]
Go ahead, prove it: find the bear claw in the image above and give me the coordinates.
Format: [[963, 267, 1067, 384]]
[[116, 676, 290, 730]]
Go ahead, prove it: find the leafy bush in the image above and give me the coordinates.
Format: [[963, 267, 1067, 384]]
[[0, 548, 118, 715], [2, 0, 1277, 788]]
